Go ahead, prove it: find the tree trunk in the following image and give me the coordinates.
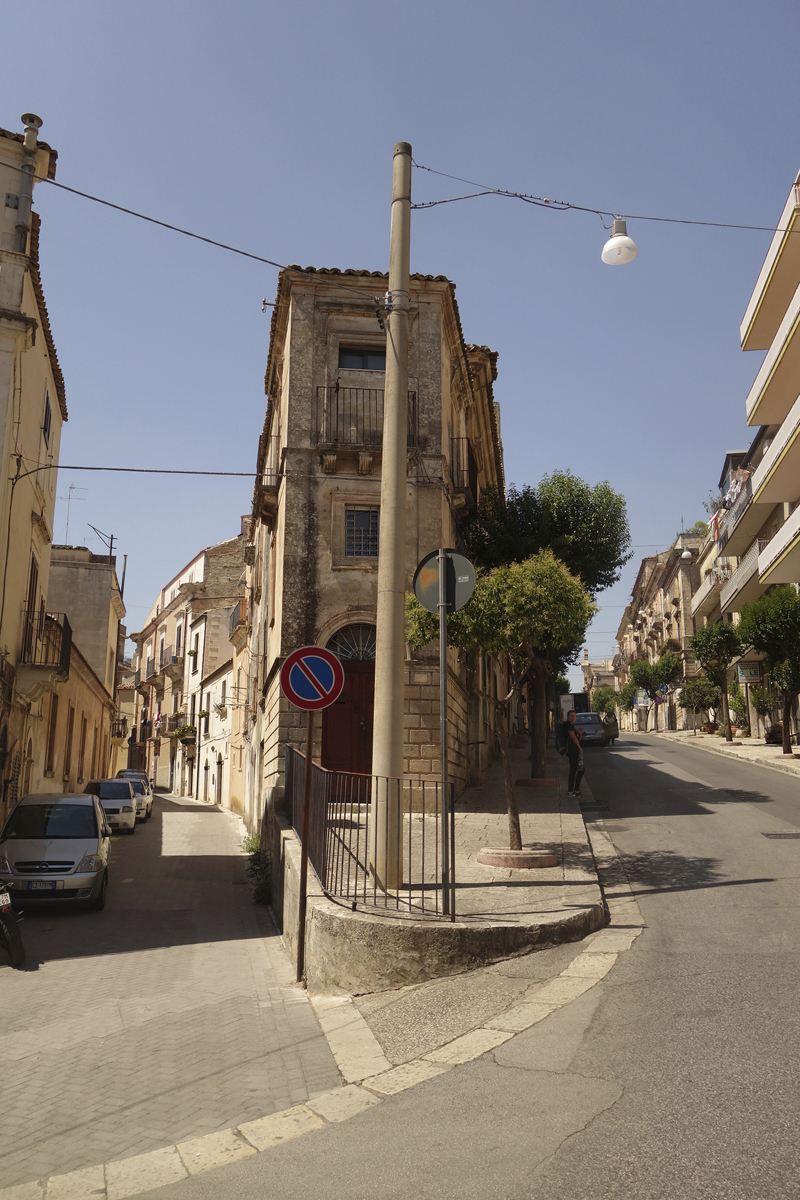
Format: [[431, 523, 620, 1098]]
[[529, 659, 548, 779], [496, 705, 522, 849], [782, 695, 793, 754], [721, 685, 732, 741]]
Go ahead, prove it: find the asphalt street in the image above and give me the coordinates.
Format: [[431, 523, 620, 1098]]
[[134, 735, 800, 1200]]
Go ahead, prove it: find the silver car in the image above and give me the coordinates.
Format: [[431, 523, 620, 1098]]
[[0, 792, 110, 909], [117, 771, 153, 820], [84, 779, 137, 833]]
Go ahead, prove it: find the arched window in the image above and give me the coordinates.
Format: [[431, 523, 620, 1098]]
[[327, 624, 376, 661]]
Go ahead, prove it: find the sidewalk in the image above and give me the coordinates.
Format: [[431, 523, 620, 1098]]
[[650, 729, 800, 779]]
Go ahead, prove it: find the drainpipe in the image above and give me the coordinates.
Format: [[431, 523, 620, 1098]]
[[16, 114, 43, 254]]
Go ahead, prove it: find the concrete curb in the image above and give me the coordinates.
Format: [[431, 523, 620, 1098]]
[[0, 784, 641, 1200], [649, 731, 800, 781]]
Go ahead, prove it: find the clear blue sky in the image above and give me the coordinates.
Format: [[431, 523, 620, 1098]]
[[2, 1, 798, 678]]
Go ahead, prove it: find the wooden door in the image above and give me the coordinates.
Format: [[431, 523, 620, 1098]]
[[322, 660, 374, 775]]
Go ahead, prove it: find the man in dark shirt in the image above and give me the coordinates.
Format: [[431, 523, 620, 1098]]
[[561, 710, 584, 797]]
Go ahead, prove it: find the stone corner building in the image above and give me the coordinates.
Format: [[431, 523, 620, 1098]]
[[243, 266, 506, 839]]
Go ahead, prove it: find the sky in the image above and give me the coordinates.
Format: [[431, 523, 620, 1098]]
[[2, 0, 799, 682]]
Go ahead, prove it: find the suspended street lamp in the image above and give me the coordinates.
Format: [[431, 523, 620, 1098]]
[[602, 218, 638, 265]]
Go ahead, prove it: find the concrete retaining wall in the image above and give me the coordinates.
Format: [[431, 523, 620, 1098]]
[[271, 814, 604, 994]]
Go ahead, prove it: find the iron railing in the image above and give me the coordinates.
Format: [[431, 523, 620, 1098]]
[[720, 538, 771, 610], [314, 386, 418, 448], [449, 437, 478, 499], [110, 717, 128, 740], [285, 747, 455, 919], [145, 657, 157, 680], [19, 608, 71, 676], [718, 476, 753, 553], [262, 435, 281, 487], [229, 600, 246, 640]]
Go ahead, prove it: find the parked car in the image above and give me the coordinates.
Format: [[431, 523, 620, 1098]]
[[84, 779, 137, 833], [0, 792, 110, 909], [128, 778, 152, 822], [573, 712, 609, 746]]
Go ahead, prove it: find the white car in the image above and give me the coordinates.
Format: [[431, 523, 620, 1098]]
[[129, 778, 152, 822], [0, 792, 111, 909], [84, 779, 137, 834]]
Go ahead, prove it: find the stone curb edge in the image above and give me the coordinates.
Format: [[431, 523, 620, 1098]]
[[2, 789, 643, 1200]]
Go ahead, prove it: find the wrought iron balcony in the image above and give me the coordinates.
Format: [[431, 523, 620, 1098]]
[[315, 386, 418, 449], [449, 438, 478, 510], [19, 609, 71, 677], [110, 717, 128, 741], [229, 600, 247, 645]]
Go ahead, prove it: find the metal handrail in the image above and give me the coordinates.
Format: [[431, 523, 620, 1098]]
[[718, 476, 753, 552], [285, 747, 455, 919]]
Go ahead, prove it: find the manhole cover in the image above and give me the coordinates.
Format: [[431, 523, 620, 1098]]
[[761, 832, 800, 839]]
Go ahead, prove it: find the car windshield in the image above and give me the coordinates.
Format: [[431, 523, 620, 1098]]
[[2, 803, 97, 840], [575, 714, 601, 724], [130, 781, 146, 795], [85, 781, 131, 799]]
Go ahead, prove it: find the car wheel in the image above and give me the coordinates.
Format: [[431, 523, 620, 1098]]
[[89, 871, 107, 911]]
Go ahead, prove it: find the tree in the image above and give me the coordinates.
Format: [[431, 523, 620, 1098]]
[[618, 680, 637, 713], [463, 471, 632, 594], [749, 684, 775, 729], [629, 652, 683, 731], [680, 520, 709, 538], [462, 470, 630, 775], [677, 678, 720, 734], [739, 587, 800, 754], [406, 551, 595, 850], [592, 687, 618, 716], [688, 622, 744, 742], [727, 679, 749, 734]]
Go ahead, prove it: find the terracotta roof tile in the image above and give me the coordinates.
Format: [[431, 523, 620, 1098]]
[[28, 212, 67, 421]]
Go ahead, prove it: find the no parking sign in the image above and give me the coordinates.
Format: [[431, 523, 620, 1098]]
[[280, 646, 344, 711]]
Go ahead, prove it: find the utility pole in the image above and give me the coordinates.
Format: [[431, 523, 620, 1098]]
[[370, 142, 412, 890]]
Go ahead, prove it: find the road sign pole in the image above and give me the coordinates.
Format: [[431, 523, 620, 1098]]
[[438, 548, 450, 916], [296, 708, 315, 985]]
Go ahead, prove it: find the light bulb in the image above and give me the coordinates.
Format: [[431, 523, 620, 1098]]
[[601, 218, 638, 266]]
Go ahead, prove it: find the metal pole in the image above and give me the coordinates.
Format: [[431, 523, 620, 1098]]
[[296, 709, 315, 984], [438, 547, 450, 915], [371, 142, 411, 891]]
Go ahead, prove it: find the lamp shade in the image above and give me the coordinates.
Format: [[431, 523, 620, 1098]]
[[681, 549, 693, 561], [602, 218, 638, 266]]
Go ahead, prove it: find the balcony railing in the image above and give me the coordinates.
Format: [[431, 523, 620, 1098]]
[[261, 434, 281, 487], [19, 608, 72, 677], [720, 538, 771, 611], [315, 386, 418, 448], [145, 657, 157, 680], [158, 644, 173, 670], [449, 437, 478, 501], [229, 600, 246, 641], [690, 563, 732, 618], [717, 476, 752, 553], [110, 717, 128, 740]]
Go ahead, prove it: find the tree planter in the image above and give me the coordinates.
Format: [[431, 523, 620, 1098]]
[[477, 847, 558, 869]]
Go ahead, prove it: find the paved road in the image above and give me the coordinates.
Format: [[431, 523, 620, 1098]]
[[134, 735, 800, 1200], [0, 794, 340, 1187]]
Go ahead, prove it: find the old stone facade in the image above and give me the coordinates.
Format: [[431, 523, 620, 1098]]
[[242, 266, 506, 839]]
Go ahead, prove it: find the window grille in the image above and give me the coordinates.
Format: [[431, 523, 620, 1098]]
[[345, 507, 379, 558]]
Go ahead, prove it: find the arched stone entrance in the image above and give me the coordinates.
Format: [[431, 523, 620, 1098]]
[[322, 624, 375, 775]]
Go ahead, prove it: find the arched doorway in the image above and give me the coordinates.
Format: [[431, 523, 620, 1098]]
[[322, 624, 375, 775]]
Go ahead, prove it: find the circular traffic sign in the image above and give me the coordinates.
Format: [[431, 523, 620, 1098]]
[[280, 646, 345, 711], [413, 549, 476, 615]]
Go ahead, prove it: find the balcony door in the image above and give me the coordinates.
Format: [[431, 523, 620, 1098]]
[[322, 625, 375, 776]]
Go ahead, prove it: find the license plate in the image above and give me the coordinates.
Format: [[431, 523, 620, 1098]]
[[29, 880, 59, 891], [0, 891, 10, 906]]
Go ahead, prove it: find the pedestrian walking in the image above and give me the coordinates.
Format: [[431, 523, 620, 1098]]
[[560, 709, 585, 797]]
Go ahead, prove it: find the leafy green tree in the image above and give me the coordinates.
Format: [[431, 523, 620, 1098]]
[[592, 687, 618, 716], [739, 587, 800, 753], [629, 652, 683, 731], [618, 680, 637, 712], [750, 684, 775, 728], [463, 472, 632, 593], [680, 520, 709, 538], [689, 622, 744, 742], [553, 675, 571, 697], [677, 678, 720, 734], [406, 551, 595, 850]]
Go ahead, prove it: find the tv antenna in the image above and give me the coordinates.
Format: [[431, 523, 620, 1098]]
[[57, 484, 88, 542]]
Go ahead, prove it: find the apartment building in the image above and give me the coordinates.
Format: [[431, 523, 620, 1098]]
[[243, 265, 506, 841], [129, 533, 245, 795], [615, 532, 704, 730], [0, 116, 70, 821]]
